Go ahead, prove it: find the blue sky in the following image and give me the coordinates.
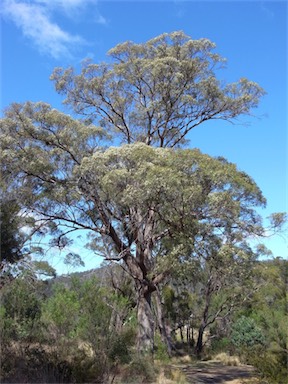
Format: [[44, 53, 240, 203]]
[[1, 0, 287, 274]]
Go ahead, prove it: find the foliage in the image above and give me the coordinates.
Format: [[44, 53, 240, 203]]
[[0, 163, 54, 281], [231, 316, 265, 350], [41, 283, 81, 338], [204, 258, 288, 383], [154, 332, 171, 362], [108, 327, 136, 364], [0, 272, 137, 383], [0, 198, 24, 271], [51, 31, 264, 147], [160, 209, 266, 356], [32, 260, 56, 278], [121, 354, 156, 383], [0, 277, 45, 343], [0, 277, 47, 382], [41, 276, 137, 378], [0, 258, 286, 383], [210, 336, 231, 353], [249, 351, 288, 384], [243, 259, 288, 383]]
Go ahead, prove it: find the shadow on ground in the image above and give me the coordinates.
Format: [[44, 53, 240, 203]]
[[172, 361, 256, 384]]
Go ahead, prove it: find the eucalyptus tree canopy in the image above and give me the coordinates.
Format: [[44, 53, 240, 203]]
[[51, 31, 265, 147]]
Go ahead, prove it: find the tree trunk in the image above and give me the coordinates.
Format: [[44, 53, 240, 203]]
[[195, 323, 205, 357], [154, 289, 173, 356], [180, 326, 184, 343], [195, 278, 213, 357], [136, 286, 155, 354], [190, 325, 195, 347], [187, 325, 190, 345]]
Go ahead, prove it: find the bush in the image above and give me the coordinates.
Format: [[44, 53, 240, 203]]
[[0, 278, 45, 343], [249, 350, 288, 384], [108, 327, 136, 364], [154, 333, 170, 363], [0, 346, 73, 383], [231, 316, 265, 351], [210, 337, 231, 353], [121, 355, 156, 383]]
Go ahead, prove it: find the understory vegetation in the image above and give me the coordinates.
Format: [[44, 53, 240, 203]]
[[0, 258, 287, 383]]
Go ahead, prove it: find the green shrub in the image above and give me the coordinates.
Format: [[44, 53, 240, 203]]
[[154, 333, 170, 363], [210, 337, 231, 353], [0, 278, 44, 343], [121, 355, 156, 383], [108, 327, 136, 364], [71, 350, 110, 383], [231, 316, 265, 350], [250, 350, 288, 384]]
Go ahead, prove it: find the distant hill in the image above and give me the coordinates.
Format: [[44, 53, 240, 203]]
[[44, 265, 113, 294]]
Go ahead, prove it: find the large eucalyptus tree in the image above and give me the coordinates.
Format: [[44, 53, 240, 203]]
[[1, 31, 266, 353]]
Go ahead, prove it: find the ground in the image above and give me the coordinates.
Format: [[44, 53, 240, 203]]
[[174, 361, 257, 384]]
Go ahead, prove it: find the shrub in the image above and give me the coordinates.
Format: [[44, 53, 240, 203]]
[[154, 333, 170, 363], [249, 350, 288, 384], [210, 337, 231, 353], [231, 316, 265, 351], [121, 355, 156, 383], [108, 327, 136, 364]]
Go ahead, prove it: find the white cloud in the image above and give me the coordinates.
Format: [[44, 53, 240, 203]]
[[0, 0, 106, 59], [34, 0, 100, 17], [95, 13, 108, 25]]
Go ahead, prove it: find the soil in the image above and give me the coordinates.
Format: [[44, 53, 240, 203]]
[[173, 361, 257, 384]]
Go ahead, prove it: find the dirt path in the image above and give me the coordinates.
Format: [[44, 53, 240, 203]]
[[172, 361, 257, 384]]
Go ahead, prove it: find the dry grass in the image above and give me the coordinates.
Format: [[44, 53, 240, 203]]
[[213, 352, 242, 366], [155, 368, 189, 384], [225, 379, 262, 384], [169, 368, 189, 384], [171, 354, 192, 364]]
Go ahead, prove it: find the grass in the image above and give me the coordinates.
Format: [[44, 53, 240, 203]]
[[155, 367, 189, 384], [213, 352, 242, 366]]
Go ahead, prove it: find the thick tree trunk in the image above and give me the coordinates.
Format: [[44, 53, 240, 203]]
[[136, 287, 155, 354], [122, 251, 157, 355]]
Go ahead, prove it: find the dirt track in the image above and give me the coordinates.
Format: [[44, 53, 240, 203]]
[[174, 361, 257, 384]]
